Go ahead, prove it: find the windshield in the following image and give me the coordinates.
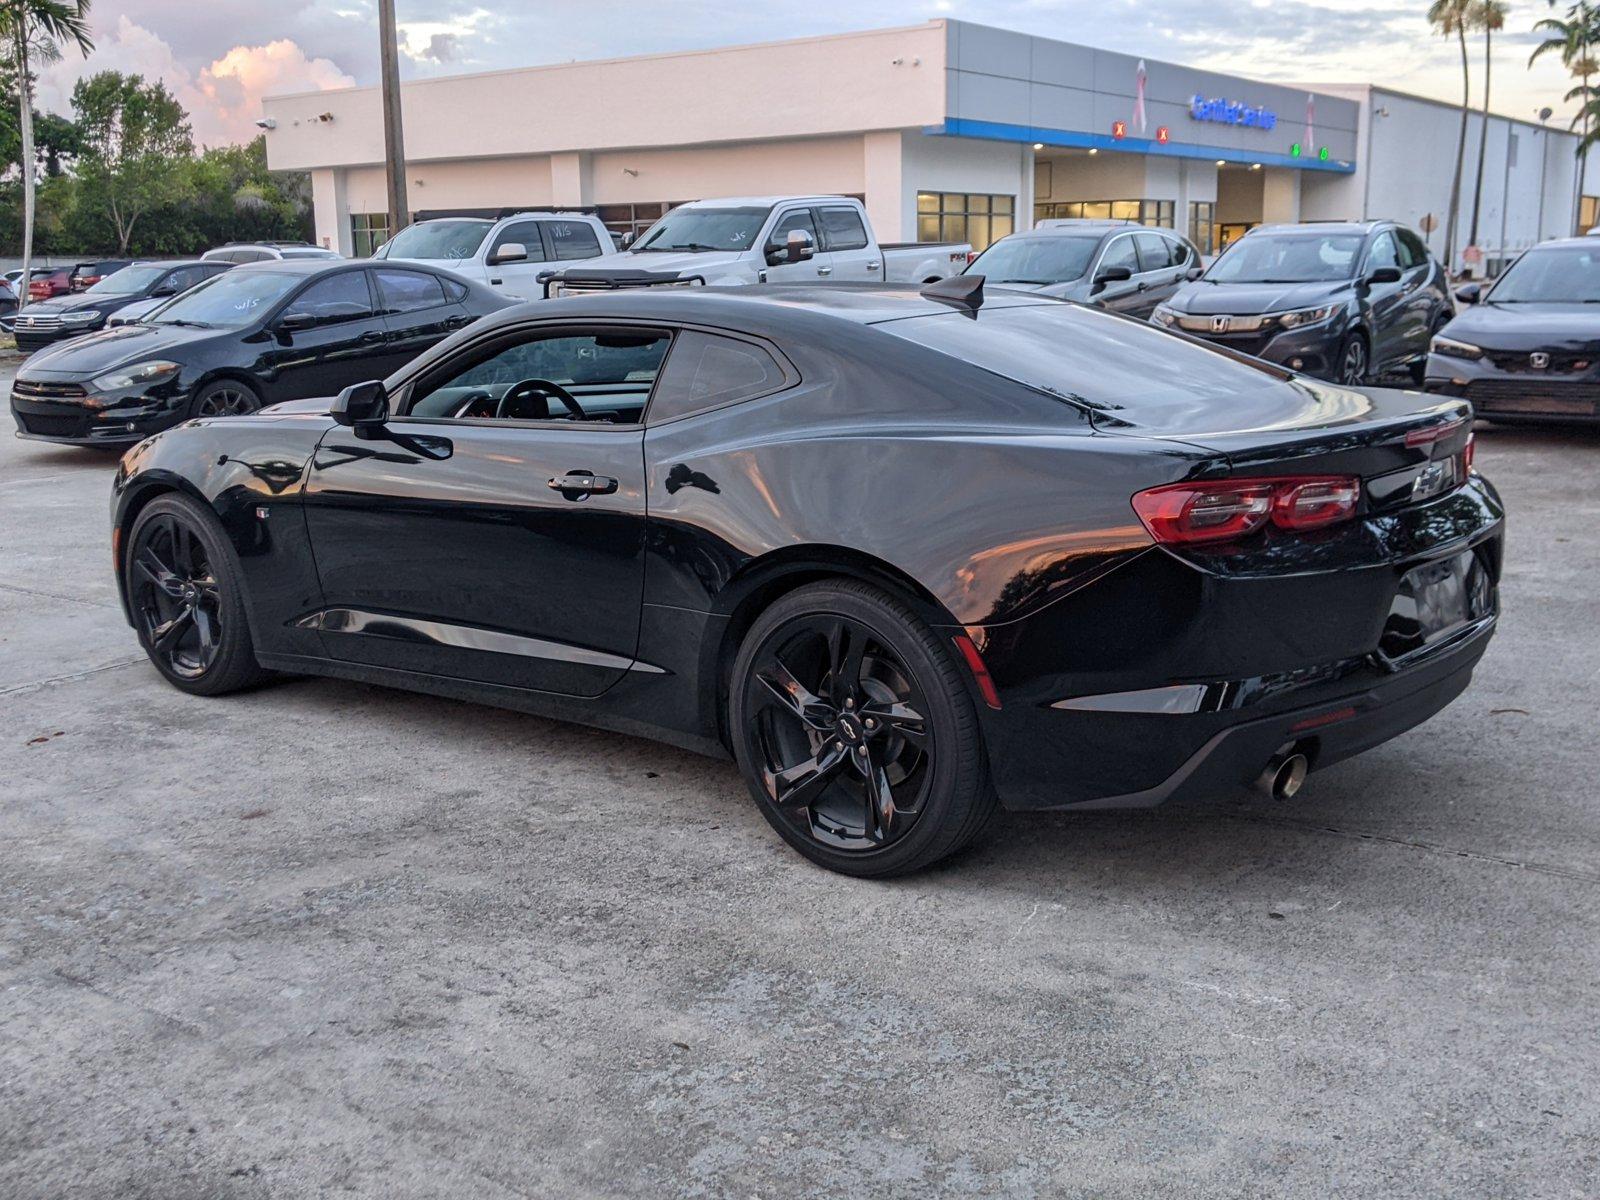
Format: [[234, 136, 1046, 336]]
[[968, 236, 1099, 285], [377, 220, 492, 261], [149, 270, 302, 329], [1206, 233, 1363, 284], [1487, 246, 1600, 302], [86, 264, 168, 295], [633, 206, 770, 253]]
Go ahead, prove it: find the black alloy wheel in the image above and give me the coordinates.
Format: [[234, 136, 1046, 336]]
[[125, 494, 267, 695], [731, 581, 995, 877], [1338, 331, 1369, 386], [192, 380, 261, 419]]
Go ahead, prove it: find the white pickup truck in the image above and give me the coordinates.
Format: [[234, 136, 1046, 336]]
[[543, 195, 969, 297], [373, 211, 615, 299]]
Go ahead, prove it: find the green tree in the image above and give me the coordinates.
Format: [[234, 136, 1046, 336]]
[[1429, 0, 1474, 270], [1531, 3, 1600, 229], [1466, 0, 1509, 253], [0, 0, 92, 309], [71, 70, 194, 253]]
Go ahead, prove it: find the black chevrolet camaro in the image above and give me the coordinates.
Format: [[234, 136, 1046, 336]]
[[110, 281, 1504, 876], [11, 260, 507, 447]]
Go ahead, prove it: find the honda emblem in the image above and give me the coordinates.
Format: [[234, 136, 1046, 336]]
[[1210, 315, 1231, 334], [1529, 351, 1550, 370]]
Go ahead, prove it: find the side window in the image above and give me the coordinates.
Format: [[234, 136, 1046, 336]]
[[441, 277, 469, 302], [406, 328, 673, 424], [544, 220, 604, 261], [163, 267, 204, 292], [1167, 237, 1193, 267], [1099, 235, 1139, 275], [1367, 232, 1401, 272], [239, 250, 270, 263], [768, 209, 820, 252], [281, 272, 374, 326], [1133, 232, 1175, 273], [819, 206, 869, 252], [649, 331, 789, 423], [490, 221, 546, 263], [1397, 229, 1428, 269], [374, 269, 448, 314]]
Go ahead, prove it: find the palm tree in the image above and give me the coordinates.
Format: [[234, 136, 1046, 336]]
[[1466, 0, 1509, 254], [1429, 0, 1474, 271], [0, 0, 92, 313], [1531, 3, 1599, 232]]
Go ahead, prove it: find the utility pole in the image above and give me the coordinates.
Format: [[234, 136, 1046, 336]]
[[378, 0, 410, 238]]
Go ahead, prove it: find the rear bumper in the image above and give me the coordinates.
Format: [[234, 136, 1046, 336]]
[[971, 476, 1505, 811]]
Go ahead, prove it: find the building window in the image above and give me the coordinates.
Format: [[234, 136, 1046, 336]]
[[1188, 201, 1215, 256], [598, 202, 685, 243], [1580, 195, 1600, 236], [1033, 199, 1175, 229], [350, 212, 389, 258], [917, 192, 1015, 252]]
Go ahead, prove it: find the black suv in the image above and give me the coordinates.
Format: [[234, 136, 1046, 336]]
[[1152, 221, 1453, 385]]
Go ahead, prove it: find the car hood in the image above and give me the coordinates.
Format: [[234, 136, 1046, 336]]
[[109, 298, 164, 322], [16, 321, 217, 378], [1168, 279, 1350, 315], [561, 249, 748, 277], [1441, 302, 1600, 352], [987, 279, 1089, 300]]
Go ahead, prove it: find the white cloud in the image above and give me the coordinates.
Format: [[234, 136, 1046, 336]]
[[35, 16, 354, 148]]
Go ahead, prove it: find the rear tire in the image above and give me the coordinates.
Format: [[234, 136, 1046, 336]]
[[124, 494, 268, 696], [729, 580, 997, 877]]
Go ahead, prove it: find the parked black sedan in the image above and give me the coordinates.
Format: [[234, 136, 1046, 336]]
[[11, 260, 507, 447], [109, 280, 1502, 876], [11, 260, 233, 353], [1152, 221, 1452, 385], [1424, 237, 1600, 423]]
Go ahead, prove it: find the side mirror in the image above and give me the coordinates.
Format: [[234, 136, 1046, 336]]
[[1186, 266, 1204, 282], [619, 230, 638, 249], [150, 285, 177, 298], [1366, 266, 1403, 286], [331, 380, 388, 431], [1091, 264, 1133, 294], [488, 242, 528, 266], [1454, 282, 1481, 305], [277, 310, 316, 333], [767, 230, 815, 266]]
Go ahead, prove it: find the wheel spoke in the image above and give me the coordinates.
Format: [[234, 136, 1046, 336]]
[[193, 575, 221, 605], [756, 658, 835, 730], [767, 742, 847, 810], [134, 547, 184, 597], [825, 619, 868, 704], [862, 748, 897, 843], [151, 609, 194, 655], [192, 606, 218, 656]]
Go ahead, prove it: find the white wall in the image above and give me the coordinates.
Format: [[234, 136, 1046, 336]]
[[897, 132, 1027, 242]]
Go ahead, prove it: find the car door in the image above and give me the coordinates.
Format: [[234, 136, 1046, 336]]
[[762, 208, 833, 282], [817, 205, 879, 282], [373, 267, 473, 374], [1089, 233, 1145, 314], [1360, 231, 1408, 371], [299, 321, 671, 697], [482, 218, 553, 298], [1394, 227, 1439, 354], [260, 269, 390, 401], [1132, 232, 1186, 317]]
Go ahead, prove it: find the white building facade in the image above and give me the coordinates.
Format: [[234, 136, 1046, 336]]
[[261, 20, 1584, 272]]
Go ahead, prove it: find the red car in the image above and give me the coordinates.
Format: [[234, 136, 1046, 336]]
[[27, 267, 75, 301]]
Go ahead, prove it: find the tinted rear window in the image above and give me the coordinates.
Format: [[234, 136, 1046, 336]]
[[877, 303, 1286, 417]]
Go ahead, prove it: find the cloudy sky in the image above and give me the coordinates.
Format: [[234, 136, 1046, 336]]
[[33, 0, 1583, 147]]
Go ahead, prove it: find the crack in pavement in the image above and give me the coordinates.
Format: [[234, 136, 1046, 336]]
[[0, 656, 145, 698], [0, 581, 119, 610]]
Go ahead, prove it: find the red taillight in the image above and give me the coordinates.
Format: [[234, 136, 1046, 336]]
[[951, 632, 1002, 709], [1463, 432, 1476, 472], [1132, 475, 1361, 546], [1404, 417, 1467, 447], [966, 250, 980, 265]]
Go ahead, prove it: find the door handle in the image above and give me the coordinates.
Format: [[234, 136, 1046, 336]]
[[359, 330, 386, 343], [547, 471, 618, 498], [866, 260, 881, 271], [444, 315, 470, 329], [816, 266, 833, 276]]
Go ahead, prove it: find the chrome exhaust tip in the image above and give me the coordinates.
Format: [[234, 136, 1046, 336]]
[[1256, 751, 1310, 801]]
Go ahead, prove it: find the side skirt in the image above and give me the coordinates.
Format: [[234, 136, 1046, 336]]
[[255, 651, 733, 761]]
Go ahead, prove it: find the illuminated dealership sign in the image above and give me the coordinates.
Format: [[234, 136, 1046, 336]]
[[1189, 95, 1278, 131]]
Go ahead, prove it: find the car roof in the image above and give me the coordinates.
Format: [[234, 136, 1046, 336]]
[[678, 195, 853, 208], [1248, 221, 1380, 236], [488, 282, 1056, 333], [230, 259, 373, 277], [1522, 236, 1595, 251]]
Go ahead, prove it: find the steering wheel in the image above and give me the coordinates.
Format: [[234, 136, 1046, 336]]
[[496, 378, 586, 421], [448, 389, 497, 419]]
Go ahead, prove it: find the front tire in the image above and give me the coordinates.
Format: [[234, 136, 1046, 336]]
[[190, 379, 262, 420], [1337, 330, 1370, 386], [729, 580, 996, 877], [124, 494, 267, 696]]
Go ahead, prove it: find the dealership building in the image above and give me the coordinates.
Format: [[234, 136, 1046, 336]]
[[262, 20, 1587, 273]]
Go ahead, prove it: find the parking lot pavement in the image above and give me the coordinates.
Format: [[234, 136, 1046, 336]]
[[1, 362, 1597, 1200]]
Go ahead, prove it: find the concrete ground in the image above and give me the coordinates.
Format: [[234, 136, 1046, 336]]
[[1, 359, 1597, 1199]]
